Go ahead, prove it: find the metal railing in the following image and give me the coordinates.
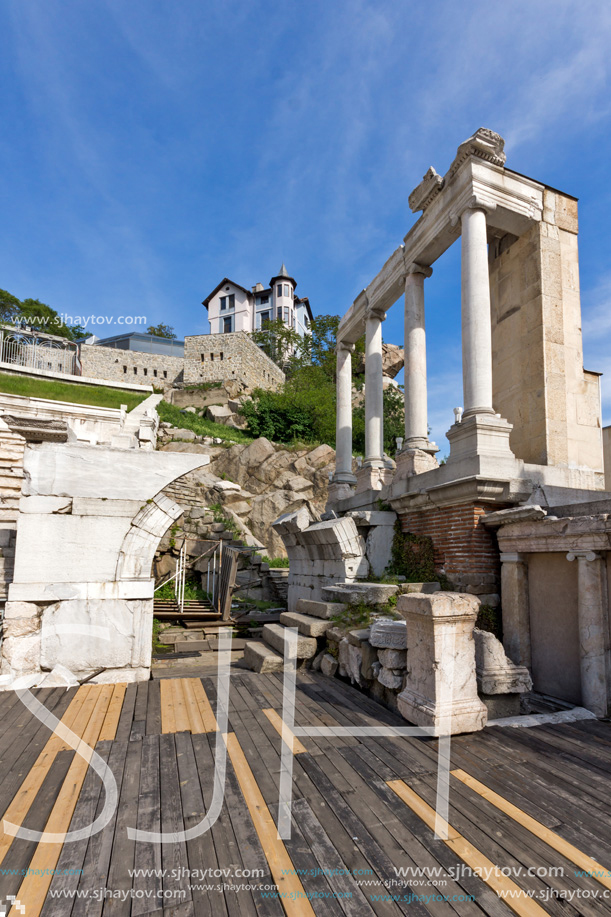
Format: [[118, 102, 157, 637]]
[[0, 329, 78, 375], [207, 542, 240, 621]]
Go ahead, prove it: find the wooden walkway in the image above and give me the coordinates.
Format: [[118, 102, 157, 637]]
[[0, 671, 611, 916]]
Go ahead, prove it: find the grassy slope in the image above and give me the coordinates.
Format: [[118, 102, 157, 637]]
[[0, 371, 149, 411], [157, 400, 252, 444]]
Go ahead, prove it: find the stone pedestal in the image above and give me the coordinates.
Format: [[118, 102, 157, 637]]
[[396, 592, 487, 735], [446, 413, 515, 471], [394, 448, 438, 482], [355, 464, 393, 493]]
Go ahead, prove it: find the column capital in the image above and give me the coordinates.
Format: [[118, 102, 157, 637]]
[[567, 550, 601, 562], [335, 341, 355, 354], [450, 194, 497, 226], [404, 262, 433, 281], [365, 305, 386, 323]]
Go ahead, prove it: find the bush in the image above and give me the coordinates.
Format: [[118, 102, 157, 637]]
[[240, 365, 335, 445], [389, 520, 437, 582], [261, 556, 289, 568]]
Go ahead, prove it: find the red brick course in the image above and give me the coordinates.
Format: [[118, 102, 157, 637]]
[[397, 502, 505, 588]]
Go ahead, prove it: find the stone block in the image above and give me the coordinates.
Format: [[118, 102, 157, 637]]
[[322, 583, 398, 606], [262, 623, 317, 659], [4, 601, 39, 620], [369, 619, 407, 649], [474, 628, 532, 695], [346, 643, 363, 684], [320, 653, 338, 677], [402, 582, 440, 594], [481, 693, 522, 719], [377, 667, 404, 691], [295, 599, 345, 620], [243, 641, 284, 673], [279, 612, 332, 638], [360, 641, 378, 681], [325, 626, 345, 644], [378, 648, 407, 670], [347, 628, 370, 646]]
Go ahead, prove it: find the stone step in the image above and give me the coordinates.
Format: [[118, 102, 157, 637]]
[[295, 599, 346, 620], [279, 611, 332, 638], [262, 623, 318, 659], [243, 641, 284, 673]]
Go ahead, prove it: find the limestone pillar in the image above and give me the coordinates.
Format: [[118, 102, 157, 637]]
[[404, 264, 433, 450], [460, 199, 495, 418], [364, 306, 385, 467], [567, 551, 610, 716], [500, 553, 531, 669], [396, 592, 487, 735], [333, 341, 356, 485]]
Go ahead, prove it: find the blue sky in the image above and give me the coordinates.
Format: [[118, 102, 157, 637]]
[[1, 0, 611, 451]]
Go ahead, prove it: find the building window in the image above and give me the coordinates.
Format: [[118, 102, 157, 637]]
[[285, 284, 290, 297], [220, 352, 224, 361], [284, 308, 289, 324], [220, 294, 235, 311], [143, 368, 148, 376], [276, 285, 283, 299], [260, 311, 271, 328], [133, 367, 137, 374], [153, 369, 158, 377], [123, 366, 127, 374], [277, 306, 282, 318], [223, 316, 232, 333], [201, 353, 205, 362], [163, 371, 167, 378]]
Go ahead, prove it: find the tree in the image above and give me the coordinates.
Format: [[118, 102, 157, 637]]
[[353, 383, 404, 456], [250, 317, 302, 373], [0, 289, 21, 325], [19, 298, 86, 341], [147, 323, 176, 339]]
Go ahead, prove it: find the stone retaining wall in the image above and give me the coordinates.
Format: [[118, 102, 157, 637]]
[[80, 343, 184, 387], [184, 332, 285, 390]]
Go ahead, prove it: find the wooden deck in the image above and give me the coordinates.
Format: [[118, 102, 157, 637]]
[[1, 670, 611, 916]]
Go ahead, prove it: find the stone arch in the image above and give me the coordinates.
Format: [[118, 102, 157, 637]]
[[116, 493, 184, 581]]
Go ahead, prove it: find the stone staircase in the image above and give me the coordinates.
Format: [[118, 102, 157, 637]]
[[243, 599, 344, 672]]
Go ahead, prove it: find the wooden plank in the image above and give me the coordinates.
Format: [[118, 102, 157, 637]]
[[191, 679, 218, 732], [99, 683, 127, 741], [172, 679, 192, 734], [160, 678, 177, 733], [452, 768, 611, 891], [102, 737, 144, 916], [181, 678, 206, 735], [387, 780, 549, 917], [134, 680, 149, 723], [225, 731, 316, 916], [262, 708, 307, 756], [159, 733, 192, 909], [189, 733, 228, 917], [132, 734, 163, 917], [9, 685, 115, 915], [146, 679, 162, 736]]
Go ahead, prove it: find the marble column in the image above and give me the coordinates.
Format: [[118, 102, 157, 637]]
[[333, 341, 356, 484], [404, 264, 433, 450], [567, 550, 610, 716], [460, 198, 495, 419], [500, 553, 531, 669], [364, 306, 385, 467]]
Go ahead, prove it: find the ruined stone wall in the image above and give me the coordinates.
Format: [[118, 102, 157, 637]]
[[398, 503, 503, 599], [489, 189, 602, 472], [80, 343, 184, 387], [183, 332, 285, 390]]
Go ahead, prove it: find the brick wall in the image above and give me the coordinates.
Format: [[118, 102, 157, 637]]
[[397, 503, 506, 592], [80, 344, 184, 387], [183, 332, 285, 390]]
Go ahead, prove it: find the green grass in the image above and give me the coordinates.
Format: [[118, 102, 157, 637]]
[[157, 400, 252, 445], [261, 555, 289, 568], [0, 371, 148, 412]]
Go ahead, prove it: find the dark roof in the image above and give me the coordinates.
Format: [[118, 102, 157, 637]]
[[202, 277, 251, 308], [296, 296, 314, 322], [95, 331, 184, 346], [270, 262, 297, 289]]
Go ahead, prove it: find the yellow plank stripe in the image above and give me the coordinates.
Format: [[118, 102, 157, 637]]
[[226, 732, 316, 916], [388, 779, 549, 917], [172, 678, 191, 733], [160, 678, 176, 733], [182, 678, 206, 734], [262, 708, 307, 755], [98, 682, 127, 741], [191, 678, 218, 732], [0, 685, 98, 866], [11, 685, 115, 916], [452, 768, 611, 892]]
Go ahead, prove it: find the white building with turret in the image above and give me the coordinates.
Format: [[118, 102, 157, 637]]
[[202, 264, 313, 338]]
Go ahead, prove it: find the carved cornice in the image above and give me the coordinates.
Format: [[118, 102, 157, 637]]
[[448, 128, 506, 179], [2, 415, 69, 443], [408, 167, 444, 214]]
